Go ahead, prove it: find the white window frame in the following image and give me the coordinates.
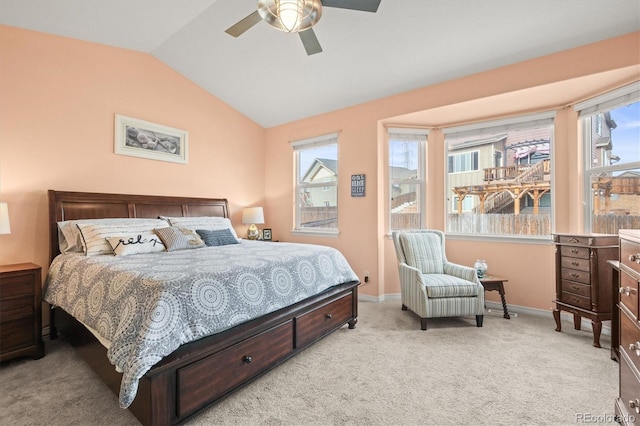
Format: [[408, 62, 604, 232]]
[[448, 150, 479, 174], [443, 111, 556, 240], [575, 82, 640, 233], [291, 132, 339, 237], [388, 127, 428, 231]]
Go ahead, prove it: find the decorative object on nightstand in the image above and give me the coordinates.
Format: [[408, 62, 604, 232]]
[[0, 263, 44, 361], [552, 233, 618, 348], [262, 228, 272, 241], [474, 259, 487, 279], [242, 207, 264, 240]]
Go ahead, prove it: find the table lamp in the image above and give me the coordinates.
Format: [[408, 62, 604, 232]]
[[242, 207, 264, 240]]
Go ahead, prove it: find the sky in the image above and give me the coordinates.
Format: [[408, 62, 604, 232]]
[[610, 101, 640, 166]]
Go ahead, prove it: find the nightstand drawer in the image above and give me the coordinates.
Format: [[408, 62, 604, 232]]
[[0, 295, 33, 321], [0, 317, 34, 351], [0, 274, 34, 298], [0, 263, 44, 362]]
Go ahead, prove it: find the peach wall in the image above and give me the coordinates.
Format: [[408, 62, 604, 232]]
[[1, 24, 638, 318], [0, 26, 265, 272], [265, 31, 640, 311]]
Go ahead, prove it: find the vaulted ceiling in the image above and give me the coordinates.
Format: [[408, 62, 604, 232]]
[[1, 0, 639, 128]]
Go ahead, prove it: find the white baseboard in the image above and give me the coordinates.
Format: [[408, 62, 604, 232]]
[[357, 294, 611, 336]]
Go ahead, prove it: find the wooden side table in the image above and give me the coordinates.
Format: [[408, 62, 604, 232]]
[[480, 275, 511, 319], [0, 262, 44, 362]]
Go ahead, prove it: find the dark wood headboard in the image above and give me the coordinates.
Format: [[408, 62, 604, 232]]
[[48, 190, 230, 262]]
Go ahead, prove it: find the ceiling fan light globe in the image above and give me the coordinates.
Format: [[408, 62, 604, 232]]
[[258, 0, 322, 33]]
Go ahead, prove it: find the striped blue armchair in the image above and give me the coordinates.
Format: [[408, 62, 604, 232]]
[[392, 230, 484, 330]]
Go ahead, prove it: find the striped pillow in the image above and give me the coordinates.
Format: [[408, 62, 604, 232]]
[[162, 216, 240, 242], [154, 227, 205, 252], [76, 219, 169, 256], [196, 229, 240, 247]]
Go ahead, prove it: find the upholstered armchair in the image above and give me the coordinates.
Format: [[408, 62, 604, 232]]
[[392, 230, 484, 330]]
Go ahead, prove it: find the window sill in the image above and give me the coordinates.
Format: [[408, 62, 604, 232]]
[[291, 229, 339, 238]]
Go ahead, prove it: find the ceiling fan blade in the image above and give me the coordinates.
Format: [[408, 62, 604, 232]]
[[225, 10, 262, 37], [321, 0, 381, 13], [299, 28, 323, 55]]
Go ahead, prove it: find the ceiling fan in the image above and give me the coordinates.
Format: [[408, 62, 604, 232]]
[[225, 0, 382, 55]]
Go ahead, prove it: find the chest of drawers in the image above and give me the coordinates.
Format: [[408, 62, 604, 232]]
[[552, 233, 618, 348], [0, 262, 44, 362], [615, 229, 640, 425]]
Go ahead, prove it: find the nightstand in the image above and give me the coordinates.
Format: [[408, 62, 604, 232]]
[[0, 263, 44, 362]]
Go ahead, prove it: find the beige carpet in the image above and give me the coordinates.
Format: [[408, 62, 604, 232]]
[[0, 300, 617, 425]]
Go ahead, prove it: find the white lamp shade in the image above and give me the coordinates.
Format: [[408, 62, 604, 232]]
[[0, 202, 11, 234], [242, 207, 265, 225]]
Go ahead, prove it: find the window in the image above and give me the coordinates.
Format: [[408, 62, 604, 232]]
[[575, 82, 640, 234], [448, 151, 479, 173], [388, 128, 427, 230], [444, 112, 555, 238], [292, 133, 339, 235]]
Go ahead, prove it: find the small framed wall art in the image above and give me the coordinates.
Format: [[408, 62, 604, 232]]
[[114, 114, 188, 164], [262, 228, 272, 241]]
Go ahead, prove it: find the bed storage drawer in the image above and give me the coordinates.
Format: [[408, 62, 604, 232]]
[[177, 320, 294, 417], [295, 292, 353, 348]]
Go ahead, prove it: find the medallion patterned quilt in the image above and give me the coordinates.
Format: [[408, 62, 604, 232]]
[[43, 241, 358, 408]]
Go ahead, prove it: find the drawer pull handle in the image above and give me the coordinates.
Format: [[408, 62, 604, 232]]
[[244, 356, 252, 364], [620, 286, 637, 296], [325, 314, 333, 319], [571, 248, 579, 254], [629, 342, 640, 356], [570, 273, 580, 278], [571, 261, 580, 266], [630, 253, 640, 264], [569, 238, 580, 243], [630, 398, 640, 413]]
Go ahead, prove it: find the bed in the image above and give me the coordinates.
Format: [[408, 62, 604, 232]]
[[44, 190, 359, 425]]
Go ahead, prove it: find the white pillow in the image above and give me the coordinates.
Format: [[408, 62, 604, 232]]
[[58, 218, 169, 254], [162, 216, 240, 242], [106, 232, 166, 256], [76, 219, 169, 256]]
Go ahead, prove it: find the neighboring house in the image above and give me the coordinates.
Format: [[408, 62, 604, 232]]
[[300, 158, 337, 207]]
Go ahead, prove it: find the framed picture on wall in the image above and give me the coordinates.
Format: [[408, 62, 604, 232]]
[[262, 228, 272, 241], [114, 114, 188, 164]]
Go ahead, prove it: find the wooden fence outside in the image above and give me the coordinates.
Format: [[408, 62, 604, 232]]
[[447, 213, 551, 236], [300, 206, 337, 228], [592, 215, 640, 234]]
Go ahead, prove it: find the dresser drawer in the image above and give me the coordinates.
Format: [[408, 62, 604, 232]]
[[557, 235, 592, 245], [561, 291, 591, 310], [560, 245, 590, 260], [560, 256, 590, 272], [0, 317, 34, 352], [622, 309, 640, 374], [295, 292, 353, 348], [560, 280, 591, 298], [561, 267, 590, 285], [622, 238, 640, 277], [0, 295, 33, 322], [621, 272, 640, 320], [177, 320, 293, 417], [0, 274, 34, 298]]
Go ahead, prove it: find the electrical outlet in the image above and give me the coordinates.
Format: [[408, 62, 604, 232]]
[[364, 271, 370, 283]]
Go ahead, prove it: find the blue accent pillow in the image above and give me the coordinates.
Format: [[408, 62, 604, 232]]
[[196, 228, 240, 247]]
